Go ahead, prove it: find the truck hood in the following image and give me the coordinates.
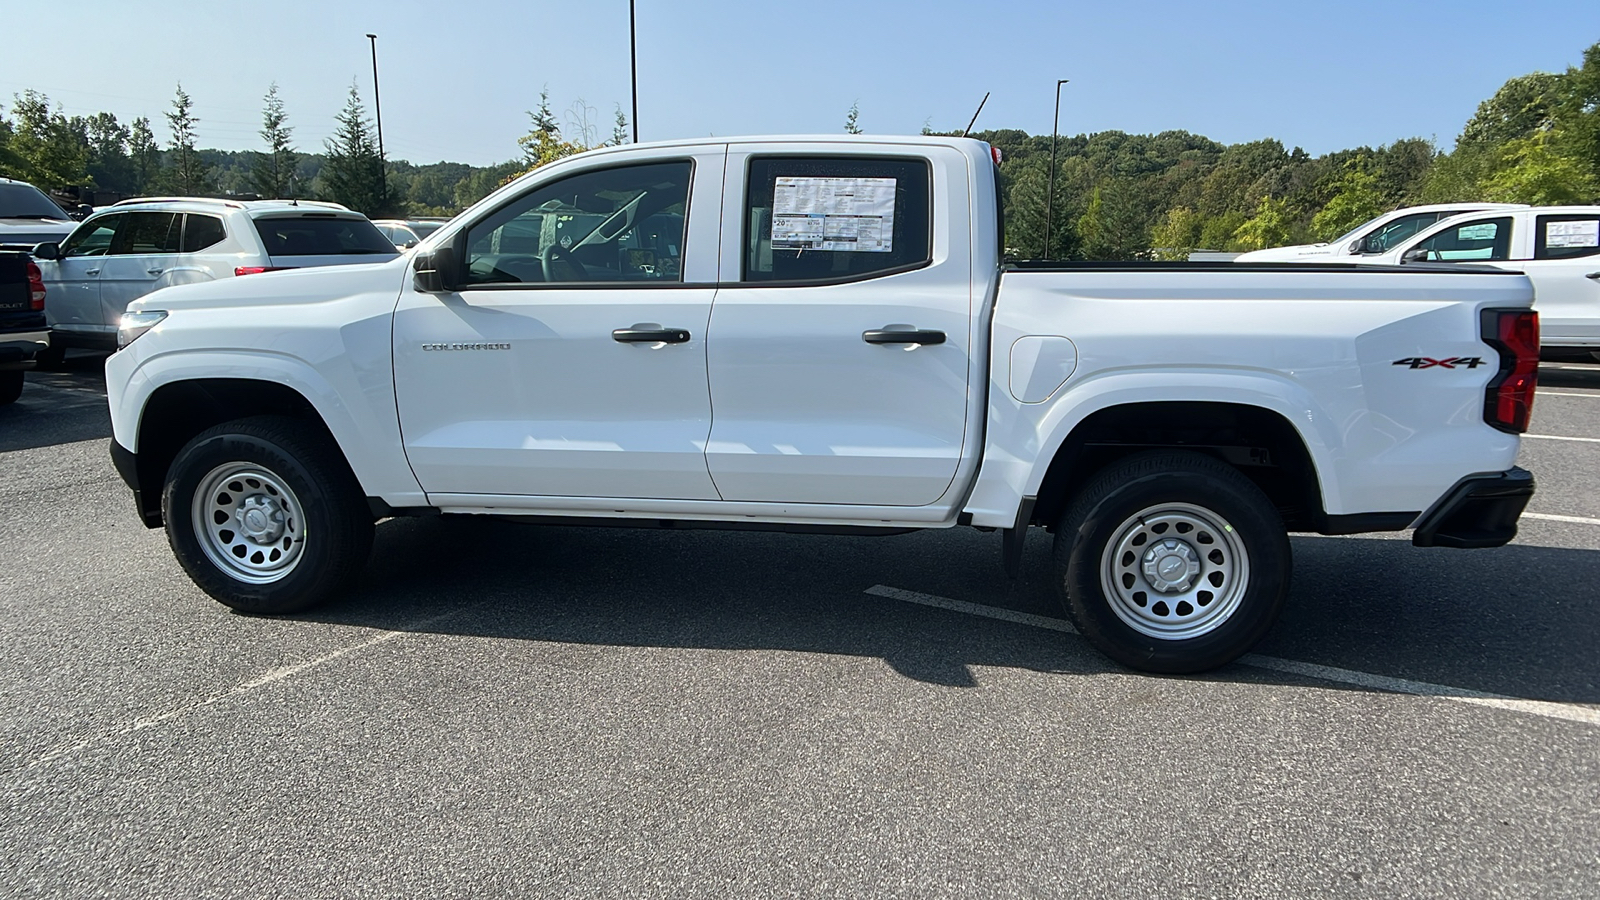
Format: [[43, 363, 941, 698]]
[[1233, 242, 1340, 262], [127, 256, 411, 313], [0, 218, 75, 246]]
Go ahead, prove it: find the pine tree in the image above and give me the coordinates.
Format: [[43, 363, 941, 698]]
[[163, 83, 206, 194], [610, 104, 630, 146], [320, 83, 385, 215], [251, 83, 296, 199], [844, 102, 862, 134], [514, 89, 582, 176]]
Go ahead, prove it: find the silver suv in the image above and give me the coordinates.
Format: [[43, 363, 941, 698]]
[[33, 197, 398, 358]]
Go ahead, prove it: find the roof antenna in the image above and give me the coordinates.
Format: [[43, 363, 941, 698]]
[[960, 92, 990, 138]]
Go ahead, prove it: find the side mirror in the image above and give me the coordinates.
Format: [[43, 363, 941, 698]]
[[32, 242, 60, 261], [413, 239, 461, 293], [1347, 239, 1364, 255], [1401, 247, 1429, 264]]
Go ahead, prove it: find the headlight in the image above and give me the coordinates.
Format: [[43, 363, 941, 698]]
[[118, 310, 168, 349]]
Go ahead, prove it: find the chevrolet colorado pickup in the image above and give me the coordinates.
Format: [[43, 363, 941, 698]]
[[0, 251, 48, 405], [103, 135, 1539, 673]]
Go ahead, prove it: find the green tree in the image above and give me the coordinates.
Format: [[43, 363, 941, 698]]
[[1480, 129, 1598, 204], [129, 117, 159, 194], [7, 91, 91, 188], [1231, 196, 1296, 251], [1150, 206, 1201, 260], [251, 83, 296, 199], [163, 83, 207, 194], [610, 104, 629, 146], [844, 101, 862, 134], [1077, 178, 1149, 259], [514, 89, 583, 177], [319, 83, 387, 214], [1312, 160, 1386, 241]]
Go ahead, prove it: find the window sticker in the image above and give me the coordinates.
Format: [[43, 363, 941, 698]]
[[1547, 219, 1600, 249], [1457, 223, 1498, 241], [771, 176, 896, 252]]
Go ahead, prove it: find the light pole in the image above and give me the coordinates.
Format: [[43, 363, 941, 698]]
[[366, 33, 387, 211], [629, 0, 639, 142], [1043, 78, 1069, 260]]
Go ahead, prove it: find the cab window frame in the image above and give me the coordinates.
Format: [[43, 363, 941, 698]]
[[739, 154, 934, 287], [456, 158, 696, 289]]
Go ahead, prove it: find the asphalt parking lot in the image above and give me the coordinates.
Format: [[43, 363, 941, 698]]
[[2, 355, 1598, 898]]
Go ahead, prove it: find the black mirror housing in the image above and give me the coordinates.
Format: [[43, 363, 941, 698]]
[[413, 239, 461, 293], [32, 242, 60, 261], [1401, 247, 1429, 264]]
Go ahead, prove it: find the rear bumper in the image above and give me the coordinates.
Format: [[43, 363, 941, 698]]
[[0, 328, 48, 370], [1412, 467, 1534, 549]]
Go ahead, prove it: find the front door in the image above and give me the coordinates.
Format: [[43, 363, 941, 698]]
[[703, 148, 974, 507], [98, 211, 179, 326], [45, 213, 122, 333], [394, 149, 726, 500]]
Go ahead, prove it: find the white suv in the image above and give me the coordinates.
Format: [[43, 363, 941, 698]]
[[32, 197, 398, 358]]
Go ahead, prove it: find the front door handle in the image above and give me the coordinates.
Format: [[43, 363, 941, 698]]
[[146, 267, 165, 276], [613, 326, 691, 344], [863, 328, 946, 345], [1585, 271, 1600, 281], [84, 268, 100, 276]]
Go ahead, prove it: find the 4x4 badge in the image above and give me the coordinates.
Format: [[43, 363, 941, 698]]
[[1392, 357, 1487, 369]]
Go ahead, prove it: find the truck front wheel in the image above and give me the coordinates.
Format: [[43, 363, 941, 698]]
[[161, 416, 374, 614], [1053, 451, 1291, 674]]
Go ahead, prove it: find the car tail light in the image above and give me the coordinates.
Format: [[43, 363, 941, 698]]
[[234, 266, 294, 276], [1481, 308, 1538, 433], [26, 260, 44, 310]]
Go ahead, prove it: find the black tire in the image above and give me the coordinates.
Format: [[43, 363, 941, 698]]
[[161, 416, 374, 614], [1053, 450, 1291, 674], [0, 370, 22, 405]]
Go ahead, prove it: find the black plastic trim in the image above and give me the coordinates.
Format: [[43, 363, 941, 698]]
[[1002, 496, 1036, 579], [1002, 261, 1526, 276], [1412, 467, 1535, 549], [110, 439, 163, 528], [455, 513, 921, 537]]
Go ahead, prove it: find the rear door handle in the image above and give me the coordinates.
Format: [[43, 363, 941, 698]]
[[613, 326, 691, 344], [863, 328, 946, 345]]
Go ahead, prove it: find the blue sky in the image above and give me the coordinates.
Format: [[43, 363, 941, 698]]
[[4, 0, 1597, 166]]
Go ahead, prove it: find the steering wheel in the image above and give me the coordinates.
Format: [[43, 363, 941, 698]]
[[540, 244, 587, 283]]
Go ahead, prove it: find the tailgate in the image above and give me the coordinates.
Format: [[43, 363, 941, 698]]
[[0, 253, 30, 312]]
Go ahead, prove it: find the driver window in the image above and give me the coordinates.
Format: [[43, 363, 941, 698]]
[[62, 216, 121, 258], [463, 161, 690, 286], [1360, 212, 1440, 254], [1413, 217, 1513, 262]]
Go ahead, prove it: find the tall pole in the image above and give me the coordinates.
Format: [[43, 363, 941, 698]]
[[629, 0, 639, 143], [366, 33, 386, 211], [1043, 78, 1069, 260]]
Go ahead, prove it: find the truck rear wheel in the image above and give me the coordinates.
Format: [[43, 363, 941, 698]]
[[161, 416, 373, 614], [1053, 450, 1290, 674]]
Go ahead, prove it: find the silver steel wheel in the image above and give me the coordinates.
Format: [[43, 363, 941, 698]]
[[191, 462, 307, 585], [1099, 502, 1250, 640]]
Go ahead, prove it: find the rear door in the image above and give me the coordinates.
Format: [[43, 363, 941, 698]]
[[1520, 212, 1600, 346], [251, 213, 400, 269], [703, 145, 974, 506]]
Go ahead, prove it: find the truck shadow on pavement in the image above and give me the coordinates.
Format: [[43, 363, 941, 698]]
[[289, 516, 1600, 708], [0, 355, 111, 453]]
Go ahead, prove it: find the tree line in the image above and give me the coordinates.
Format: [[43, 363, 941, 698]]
[[1, 38, 1595, 258]]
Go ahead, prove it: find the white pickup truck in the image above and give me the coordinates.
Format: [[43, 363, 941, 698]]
[[103, 135, 1540, 674]]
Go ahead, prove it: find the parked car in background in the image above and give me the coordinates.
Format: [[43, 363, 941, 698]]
[[1365, 205, 1600, 358], [0, 250, 48, 405], [31, 198, 398, 361], [0, 177, 77, 249], [1233, 203, 1527, 262], [373, 218, 449, 249]]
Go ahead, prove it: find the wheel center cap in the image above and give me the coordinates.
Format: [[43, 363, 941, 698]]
[[236, 496, 284, 542], [1142, 539, 1200, 593]]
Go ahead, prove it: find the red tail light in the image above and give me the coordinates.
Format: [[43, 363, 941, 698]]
[[234, 266, 294, 276], [26, 260, 45, 310], [1481, 308, 1538, 433]]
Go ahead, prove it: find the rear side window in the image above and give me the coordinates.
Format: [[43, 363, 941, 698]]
[[1534, 214, 1600, 260], [252, 216, 396, 256], [182, 214, 227, 252], [109, 212, 180, 255], [743, 156, 931, 283], [1412, 217, 1513, 262]]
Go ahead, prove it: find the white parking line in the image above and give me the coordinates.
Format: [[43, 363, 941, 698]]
[[865, 585, 1600, 728], [13, 604, 481, 774], [1524, 434, 1600, 444], [1523, 512, 1600, 526], [1539, 390, 1600, 398]]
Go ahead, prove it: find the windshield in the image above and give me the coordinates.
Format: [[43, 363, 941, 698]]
[[410, 222, 444, 239], [253, 216, 398, 256], [0, 182, 69, 219]]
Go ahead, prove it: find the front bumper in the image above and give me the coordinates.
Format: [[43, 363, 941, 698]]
[[110, 439, 163, 528], [1412, 467, 1534, 549]]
